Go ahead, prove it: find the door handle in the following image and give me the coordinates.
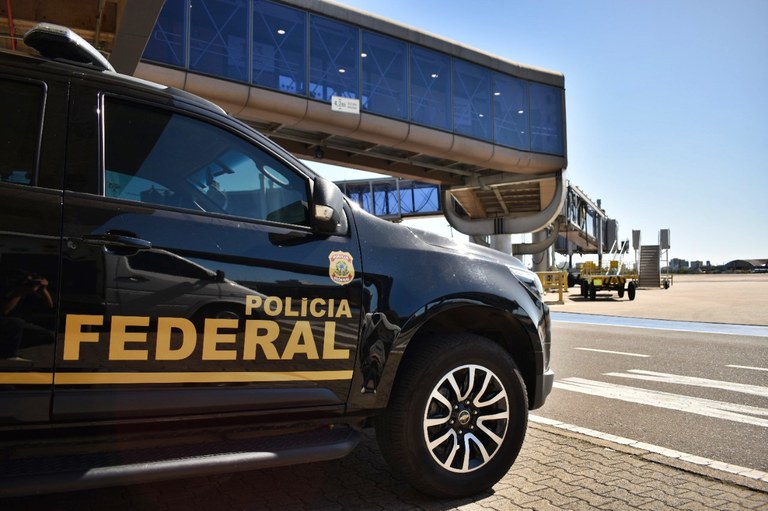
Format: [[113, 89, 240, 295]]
[[82, 232, 152, 250]]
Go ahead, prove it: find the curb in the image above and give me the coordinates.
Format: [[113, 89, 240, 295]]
[[529, 415, 768, 494]]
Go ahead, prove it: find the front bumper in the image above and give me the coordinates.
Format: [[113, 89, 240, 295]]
[[530, 368, 555, 410]]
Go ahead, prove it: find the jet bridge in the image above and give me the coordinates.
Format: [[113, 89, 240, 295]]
[[3, 0, 567, 238]]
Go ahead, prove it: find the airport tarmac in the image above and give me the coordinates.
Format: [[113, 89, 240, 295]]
[[549, 272, 768, 326]]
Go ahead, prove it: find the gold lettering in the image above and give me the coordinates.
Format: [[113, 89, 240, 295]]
[[63, 314, 103, 360], [245, 295, 263, 315], [109, 316, 149, 361], [202, 318, 238, 360], [284, 297, 299, 317], [264, 296, 283, 317], [243, 320, 280, 360], [310, 298, 325, 318], [156, 317, 196, 360], [322, 321, 349, 359], [336, 299, 352, 319], [282, 321, 319, 360]]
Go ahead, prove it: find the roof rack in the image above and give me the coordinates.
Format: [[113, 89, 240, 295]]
[[23, 23, 115, 73]]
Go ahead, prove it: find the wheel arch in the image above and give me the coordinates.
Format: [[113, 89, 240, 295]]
[[382, 301, 540, 411]]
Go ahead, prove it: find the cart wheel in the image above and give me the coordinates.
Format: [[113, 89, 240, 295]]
[[663, 279, 670, 289], [581, 280, 589, 298], [627, 282, 636, 300], [589, 283, 597, 300], [617, 286, 625, 298]]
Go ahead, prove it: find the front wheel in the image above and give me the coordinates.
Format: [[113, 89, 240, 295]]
[[375, 334, 528, 498], [627, 282, 637, 300]]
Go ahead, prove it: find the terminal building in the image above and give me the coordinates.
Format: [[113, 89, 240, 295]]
[[2, 0, 582, 263]]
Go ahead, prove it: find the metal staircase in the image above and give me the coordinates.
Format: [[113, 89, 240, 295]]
[[638, 245, 661, 288]]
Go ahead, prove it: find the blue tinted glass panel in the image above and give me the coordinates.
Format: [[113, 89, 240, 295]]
[[493, 72, 529, 150], [309, 16, 359, 101], [400, 182, 440, 215], [341, 183, 373, 212], [410, 47, 451, 130], [372, 181, 398, 216], [189, 0, 248, 81], [453, 60, 491, 141], [252, 1, 306, 95], [529, 83, 564, 155], [144, 0, 187, 67], [361, 31, 407, 120]]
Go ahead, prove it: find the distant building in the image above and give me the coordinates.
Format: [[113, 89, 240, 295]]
[[722, 259, 768, 272], [670, 258, 689, 271]]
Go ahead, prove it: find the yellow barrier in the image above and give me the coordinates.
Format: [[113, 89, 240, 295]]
[[536, 271, 568, 304]]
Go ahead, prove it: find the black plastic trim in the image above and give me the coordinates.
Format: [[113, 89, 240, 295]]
[[0, 426, 360, 497]]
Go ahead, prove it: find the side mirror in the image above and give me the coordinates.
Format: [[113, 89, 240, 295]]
[[311, 177, 348, 235]]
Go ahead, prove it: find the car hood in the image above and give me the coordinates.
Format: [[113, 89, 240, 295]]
[[405, 225, 528, 271]]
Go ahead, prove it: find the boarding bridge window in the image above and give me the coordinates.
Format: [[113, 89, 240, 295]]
[[361, 31, 407, 120], [309, 15, 358, 101], [189, 0, 248, 82], [103, 98, 309, 226], [493, 73, 529, 151], [529, 83, 564, 156], [252, 0, 306, 95], [144, 0, 187, 68], [410, 46, 452, 131], [453, 60, 492, 141], [0, 79, 44, 186]]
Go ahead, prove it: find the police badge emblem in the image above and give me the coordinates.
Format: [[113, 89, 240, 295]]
[[329, 251, 354, 285]]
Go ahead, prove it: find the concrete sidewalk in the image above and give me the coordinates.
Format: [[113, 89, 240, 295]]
[[495, 422, 768, 511]]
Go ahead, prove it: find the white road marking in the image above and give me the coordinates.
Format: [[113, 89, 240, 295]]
[[604, 370, 768, 398], [574, 347, 650, 358], [529, 414, 768, 483], [552, 312, 768, 337], [553, 378, 768, 428], [727, 364, 768, 372]]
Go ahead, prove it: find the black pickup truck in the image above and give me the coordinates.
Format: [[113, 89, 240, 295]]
[[0, 24, 553, 498]]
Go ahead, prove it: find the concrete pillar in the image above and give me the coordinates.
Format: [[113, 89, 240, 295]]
[[532, 230, 550, 272], [490, 234, 512, 255]]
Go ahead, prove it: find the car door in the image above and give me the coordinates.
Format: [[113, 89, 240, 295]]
[[0, 73, 67, 424], [53, 87, 362, 421]]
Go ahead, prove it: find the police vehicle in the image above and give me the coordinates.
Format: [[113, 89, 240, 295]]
[[0, 24, 553, 498]]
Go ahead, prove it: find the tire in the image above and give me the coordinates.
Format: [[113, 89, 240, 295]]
[[374, 333, 528, 498], [581, 279, 589, 298], [589, 283, 597, 300], [617, 286, 625, 298], [627, 282, 636, 300]]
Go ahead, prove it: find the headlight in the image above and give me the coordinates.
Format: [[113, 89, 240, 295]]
[[508, 266, 545, 297]]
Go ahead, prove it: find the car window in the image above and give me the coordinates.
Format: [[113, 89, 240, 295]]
[[103, 97, 309, 226], [0, 78, 45, 186]]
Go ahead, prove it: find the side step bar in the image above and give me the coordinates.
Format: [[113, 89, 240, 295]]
[[0, 426, 360, 497]]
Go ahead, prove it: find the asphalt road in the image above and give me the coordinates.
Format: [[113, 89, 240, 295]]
[[536, 317, 768, 471]]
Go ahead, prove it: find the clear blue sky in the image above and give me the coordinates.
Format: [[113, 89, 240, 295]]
[[308, 0, 768, 265]]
